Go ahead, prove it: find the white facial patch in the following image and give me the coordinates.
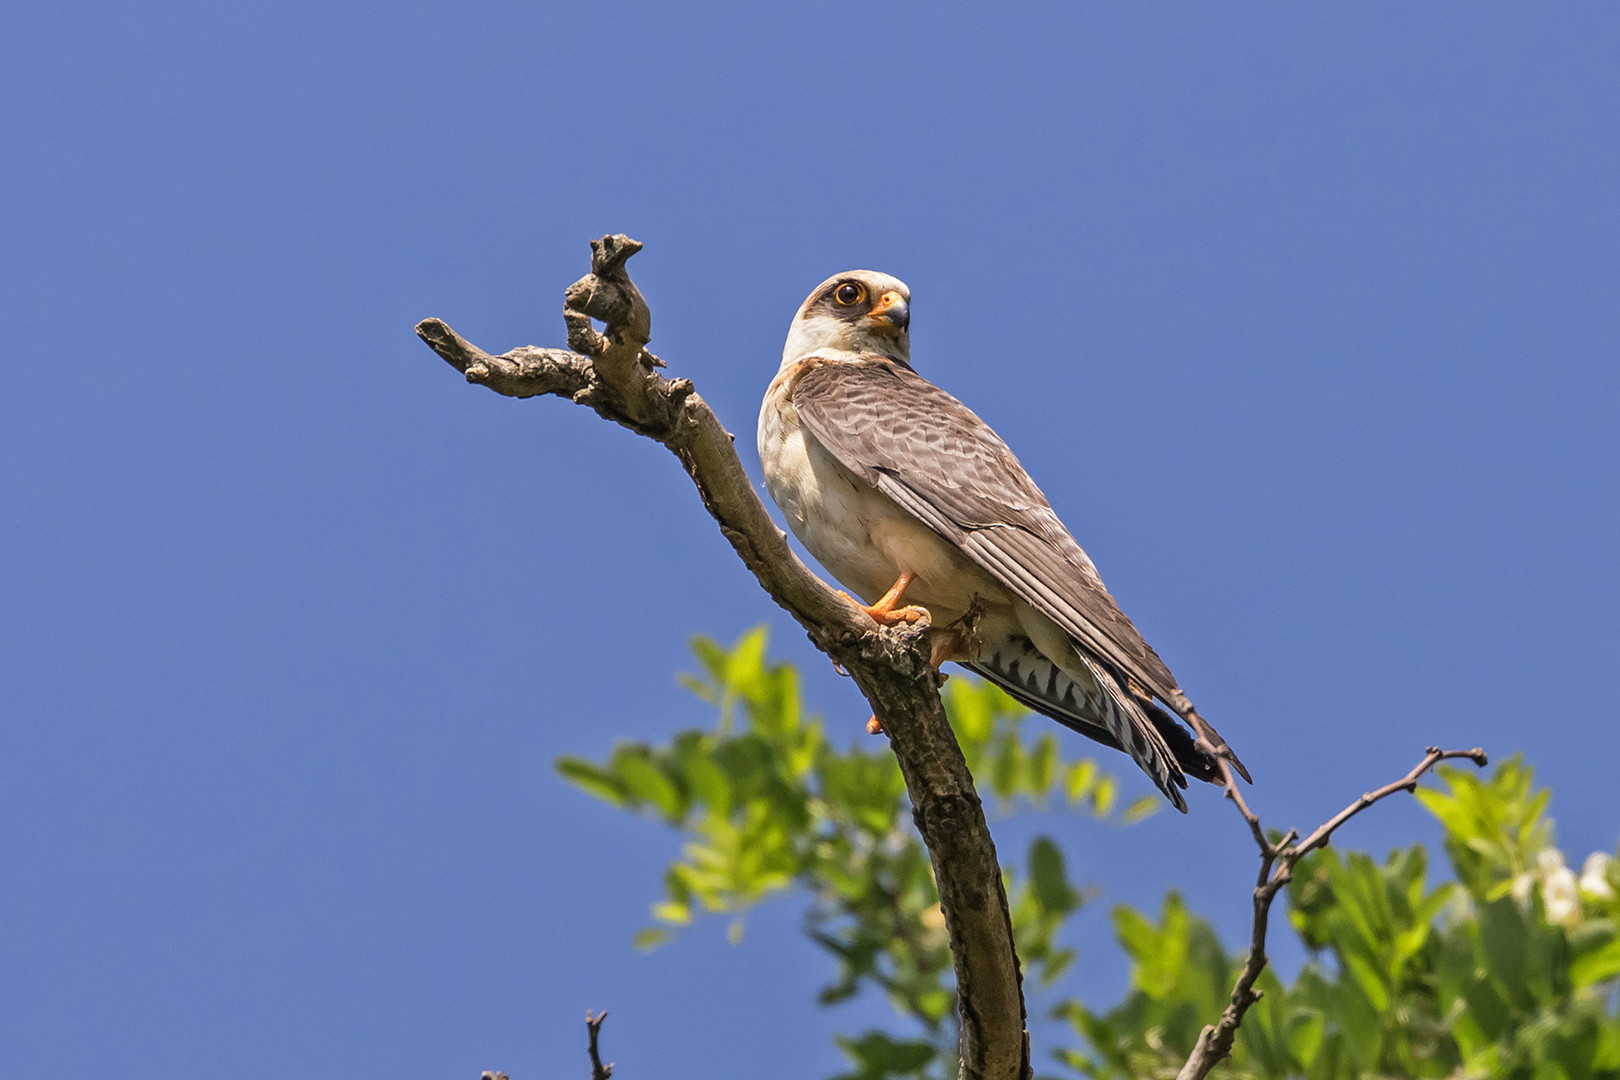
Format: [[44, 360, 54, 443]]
[[782, 312, 868, 363]]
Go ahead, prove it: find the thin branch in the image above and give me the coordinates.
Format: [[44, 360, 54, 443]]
[[587, 1011, 613, 1080], [1292, 747, 1487, 859], [1175, 746, 1489, 1080], [418, 236, 1030, 1080]]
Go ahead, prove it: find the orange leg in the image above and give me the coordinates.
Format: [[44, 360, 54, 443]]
[[842, 572, 930, 627]]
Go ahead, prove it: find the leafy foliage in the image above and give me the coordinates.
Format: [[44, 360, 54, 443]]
[[557, 627, 1149, 1075], [1061, 756, 1620, 1080], [559, 631, 1620, 1080]]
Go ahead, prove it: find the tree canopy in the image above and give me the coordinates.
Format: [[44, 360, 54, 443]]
[[561, 629, 1620, 1080]]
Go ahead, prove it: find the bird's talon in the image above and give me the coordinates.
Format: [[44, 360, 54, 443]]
[[863, 603, 929, 627]]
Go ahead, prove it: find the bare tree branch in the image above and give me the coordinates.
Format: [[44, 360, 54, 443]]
[[587, 1011, 613, 1080], [417, 236, 1030, 1080], [1175, 746, 1489, 1080]]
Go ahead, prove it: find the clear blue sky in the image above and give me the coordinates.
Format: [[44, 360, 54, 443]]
[[4, 4, 1617, 1077]]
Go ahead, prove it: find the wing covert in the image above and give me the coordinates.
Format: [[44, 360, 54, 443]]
[[790, 356, 1185, 704]]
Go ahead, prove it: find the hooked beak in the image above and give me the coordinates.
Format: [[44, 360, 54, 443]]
[[866, 290, 910, 335]]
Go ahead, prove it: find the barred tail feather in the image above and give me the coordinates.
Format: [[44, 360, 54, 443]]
[[967, 634, 1202, 812]]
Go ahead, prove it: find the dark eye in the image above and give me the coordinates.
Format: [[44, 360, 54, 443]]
[[834, 282, 865, 306]]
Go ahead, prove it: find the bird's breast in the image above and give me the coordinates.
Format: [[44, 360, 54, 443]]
[[760, 368, 891, 599], [759, 363, 1004, 622]]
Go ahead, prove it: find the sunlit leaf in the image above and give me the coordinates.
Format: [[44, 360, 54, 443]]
[[1122, 794, 1160, 824], [632, 928, 671, 950], [610, 748, 684, 820], [1066, 758, 1096, 803], [1091, 773, 1117, 818], [555, 756, 625, 806]]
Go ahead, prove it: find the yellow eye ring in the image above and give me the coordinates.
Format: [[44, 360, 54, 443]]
[[834, 282, 865, 306]]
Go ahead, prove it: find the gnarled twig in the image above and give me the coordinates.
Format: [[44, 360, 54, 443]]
[[587, 1011, 613, 1080], [1175, 746, 1489, 1080], [417, 235, 1030, 1080]]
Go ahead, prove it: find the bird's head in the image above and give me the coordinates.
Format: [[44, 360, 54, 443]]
[[783, 270, 911, 366]]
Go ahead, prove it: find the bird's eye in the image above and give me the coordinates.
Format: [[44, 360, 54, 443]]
[[834, 282, 865, 306]]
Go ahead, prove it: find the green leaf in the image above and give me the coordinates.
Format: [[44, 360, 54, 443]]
[[1569, 918, 1620, 987], [1065, 758, 1096, 803], [1091, 773, 1117, 818], [1027, 734, 1057, 798], [555, 756, 625, 806], [1112, 894, 1192, 1000], [675, 671, 716, 702], [945, 678, 994, 752], [1121, 794, 1160, 824], [1028, 836, 1077, 915], [833, 1031, 937, 1079], [724, 625, 769, 692], [676, 746, 732, 818], [1287, 1010, 1326, 1066], [689, 635, 731, 686], [610, 748, 684, 820], [1479, 896, 1532, 999], [632, 927, 671, 950], [650, 900, 690, 926], [991, 732, 1022, 800], [1341, 948, 1391, 1012]]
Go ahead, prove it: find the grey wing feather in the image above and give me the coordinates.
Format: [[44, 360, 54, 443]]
[[792, 359, 1174, 693], [791, 357, 1247, 783]]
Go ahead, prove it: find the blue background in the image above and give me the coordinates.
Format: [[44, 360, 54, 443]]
[[4, 4, 1617, 1077]]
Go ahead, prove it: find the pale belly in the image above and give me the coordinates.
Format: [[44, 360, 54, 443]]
[[759, 373, 1005, 628]]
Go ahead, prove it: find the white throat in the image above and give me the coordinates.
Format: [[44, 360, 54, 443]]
[[781, 313, 910, 369]]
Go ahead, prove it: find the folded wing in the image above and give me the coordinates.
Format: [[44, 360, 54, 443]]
[[791, 355, 1247, 790]]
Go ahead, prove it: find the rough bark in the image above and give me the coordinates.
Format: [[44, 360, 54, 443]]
[[417, 235, 1029, 1080]]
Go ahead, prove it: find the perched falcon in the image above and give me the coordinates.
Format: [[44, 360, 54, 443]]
[[758, 270, 1247, 811]]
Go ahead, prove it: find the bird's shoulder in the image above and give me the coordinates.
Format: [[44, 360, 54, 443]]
[[789, 354, 1051, 514], [787, 352, 1185, 700]]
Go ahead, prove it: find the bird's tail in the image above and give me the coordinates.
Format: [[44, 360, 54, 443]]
[[967, 640, 1195, 812]]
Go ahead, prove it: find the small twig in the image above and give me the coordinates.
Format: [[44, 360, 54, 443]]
[[587, 1011, 613, 1080], [1176, 746, 1488, 1080]]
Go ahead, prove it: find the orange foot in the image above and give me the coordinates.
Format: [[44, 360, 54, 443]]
[[841, 593, 929, 626], [842, 571, 930, 627]]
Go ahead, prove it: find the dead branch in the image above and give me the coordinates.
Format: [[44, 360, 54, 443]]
[[417, 236, 1029, 1080], [1175, 746, 1489, 1080], [587, 1011, 613, 1080]]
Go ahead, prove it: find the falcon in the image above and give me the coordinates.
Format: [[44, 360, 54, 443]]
[[758, 270, 1247, 811]]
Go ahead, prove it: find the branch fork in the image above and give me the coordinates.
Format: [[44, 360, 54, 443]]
[[1175, 746, 1489, 1080]]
